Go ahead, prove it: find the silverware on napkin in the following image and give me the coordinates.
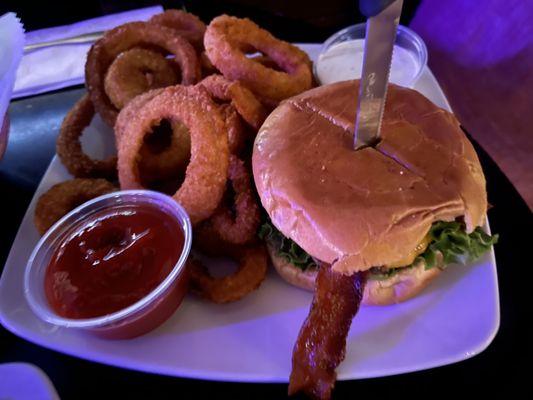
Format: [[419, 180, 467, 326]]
[[23, 31, 104, 53]]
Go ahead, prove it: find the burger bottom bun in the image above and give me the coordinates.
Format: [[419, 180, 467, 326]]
[[267, 243, 316, 291], [267, 244, 442, 306], [362, 260, 442, 306]]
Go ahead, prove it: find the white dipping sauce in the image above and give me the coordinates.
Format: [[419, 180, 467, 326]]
[[316, 39, 420, 87]]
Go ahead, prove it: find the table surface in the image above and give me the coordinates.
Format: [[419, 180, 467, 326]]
[[1, 84, 531, 398], [410, 0, 533, 210]]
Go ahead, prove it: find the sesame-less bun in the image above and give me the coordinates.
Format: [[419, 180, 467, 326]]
[[266, 241, 443, 305], [266, 242, 316, 291], [253, 80, 487, 278]]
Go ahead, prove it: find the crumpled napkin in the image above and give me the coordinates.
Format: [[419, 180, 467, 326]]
[[12, 5, 163, 99], [0, 12, 24, 124]]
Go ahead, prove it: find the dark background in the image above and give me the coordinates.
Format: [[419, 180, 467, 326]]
[[1, 1, 531, 399], [1, 0, 420, 42]]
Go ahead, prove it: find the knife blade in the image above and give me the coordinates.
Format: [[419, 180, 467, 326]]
[[354, 0, 404, 149]]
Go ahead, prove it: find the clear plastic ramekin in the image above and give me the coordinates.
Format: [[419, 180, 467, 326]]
[[314, 23, 428, 88], [24, 190, 192, 339]]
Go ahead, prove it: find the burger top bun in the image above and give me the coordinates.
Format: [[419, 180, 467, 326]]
[[252, 80, 487, 275]]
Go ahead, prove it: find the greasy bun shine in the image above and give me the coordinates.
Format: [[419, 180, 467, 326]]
[[253, 80, 486, 282]]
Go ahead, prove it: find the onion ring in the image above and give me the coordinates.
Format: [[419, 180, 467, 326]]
[[149, 9, 206, 50], [115, 89, 191, 181], [56, 94, 117, 180], [200, 51, 219, 77], [117, 85, 229, 224], [34, 178, 116, 235], [139, 120, 191, 182], [219, 104, 247, 155], [193, 221, 239, 257], [255, 93, 280, 112], [210, 155, 261, 244], [250, 54, 283, 71], [204, 15, 312, 102], [189, 244, 268, 303], [86, 21, 200, 126], [114, 88, 163, 143], [198, 74, 267, 130], [104, 48, 178, 109]]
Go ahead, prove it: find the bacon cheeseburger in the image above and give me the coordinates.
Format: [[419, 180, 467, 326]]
[[252, 80, 497, 399]]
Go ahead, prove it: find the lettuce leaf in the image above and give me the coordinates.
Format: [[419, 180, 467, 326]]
[[259, 219, 498, 275], [417, 221, 498, 270], [258, 222, 317, 270]]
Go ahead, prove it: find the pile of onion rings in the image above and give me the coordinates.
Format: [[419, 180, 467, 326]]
[[39, 9, 317, 308], [34, 178, 116, 235]]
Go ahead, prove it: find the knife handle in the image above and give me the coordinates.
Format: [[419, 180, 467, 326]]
[[359, 0, 396, 17]]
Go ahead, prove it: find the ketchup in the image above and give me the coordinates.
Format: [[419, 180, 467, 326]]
[[44, 204, 184, 319]]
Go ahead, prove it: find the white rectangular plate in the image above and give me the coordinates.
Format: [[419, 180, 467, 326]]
[[0, 44, 499, 382]]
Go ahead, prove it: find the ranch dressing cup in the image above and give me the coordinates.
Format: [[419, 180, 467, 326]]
[[315, 24, 427, 88]]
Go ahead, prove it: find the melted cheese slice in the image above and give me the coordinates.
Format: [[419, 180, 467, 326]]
[[385, 235, 432, 268]]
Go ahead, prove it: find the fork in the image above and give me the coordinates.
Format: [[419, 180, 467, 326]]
[[23, 31, 104, 53]]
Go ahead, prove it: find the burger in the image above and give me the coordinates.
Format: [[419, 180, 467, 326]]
[[253, 80, 497, 306]]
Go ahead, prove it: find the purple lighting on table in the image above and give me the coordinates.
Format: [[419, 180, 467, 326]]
[[410, 0, 533, 208]]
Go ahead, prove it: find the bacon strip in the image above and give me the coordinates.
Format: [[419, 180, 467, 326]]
[[288, 263, 367, 400]]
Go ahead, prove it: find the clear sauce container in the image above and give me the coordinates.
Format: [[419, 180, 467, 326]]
[[315, 24, 428, 88], [24, 190, 192, 339]]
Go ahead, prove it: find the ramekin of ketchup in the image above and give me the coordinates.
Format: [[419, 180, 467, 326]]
[[25, 190, 192, 339]]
